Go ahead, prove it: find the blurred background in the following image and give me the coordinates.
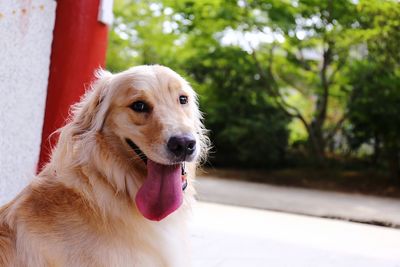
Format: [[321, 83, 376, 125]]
[[1, 0, 400, 266], [106, 2, 400, 265], [107, 0, 400, 197]]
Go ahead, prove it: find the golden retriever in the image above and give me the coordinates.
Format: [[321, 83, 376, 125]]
[[0, 65, 208, 267]]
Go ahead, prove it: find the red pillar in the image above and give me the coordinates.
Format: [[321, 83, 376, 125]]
[[38, 0, 108, 171]]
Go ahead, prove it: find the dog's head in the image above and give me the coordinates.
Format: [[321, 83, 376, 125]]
[[107, 65, 204, 165], [60, 65, 208, 221]]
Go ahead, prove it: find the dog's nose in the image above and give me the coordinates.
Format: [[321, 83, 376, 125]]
[[167, 134, 196, 159]]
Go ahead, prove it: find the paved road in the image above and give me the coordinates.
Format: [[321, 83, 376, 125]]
[[195, 176, 400, 226], [191, 202, 400, 267]]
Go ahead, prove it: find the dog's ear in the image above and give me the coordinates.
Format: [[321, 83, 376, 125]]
[[71, 69, 113, 137]]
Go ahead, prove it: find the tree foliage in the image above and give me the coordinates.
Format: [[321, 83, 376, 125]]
[[187, 46, 289, 167], [347, 0, 400, 179], [107, 0, 400, 175]]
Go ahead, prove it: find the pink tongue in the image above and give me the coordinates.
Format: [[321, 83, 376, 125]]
[[135, 159, 183, 221]]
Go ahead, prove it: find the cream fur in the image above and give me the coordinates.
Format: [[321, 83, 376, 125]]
[[0, 65, 209, 267]]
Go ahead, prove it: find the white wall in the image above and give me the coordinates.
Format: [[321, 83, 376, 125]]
[[0, 0, 56, 204]]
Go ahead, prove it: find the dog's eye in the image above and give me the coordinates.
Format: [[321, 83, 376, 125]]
[[130, 101, 149, 112], [179, 95, 188, 105]]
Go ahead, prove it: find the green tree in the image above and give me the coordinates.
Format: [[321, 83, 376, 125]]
[[107, 0, 290, 168], [107, 0, 400, 173], [166, 0, 361, 163], [188, 46, 289, 168], [246, 0, 360, 163], [347, 0, 400, 180]]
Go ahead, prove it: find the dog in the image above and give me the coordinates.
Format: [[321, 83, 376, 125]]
[[0, 65, 208, 266]]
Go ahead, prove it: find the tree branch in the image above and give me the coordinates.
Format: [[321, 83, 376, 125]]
[[248, 42, 320, 149]]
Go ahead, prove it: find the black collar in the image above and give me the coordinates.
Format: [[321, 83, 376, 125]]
[[126, 138, 147, 163], [126, 139, 187, 191]]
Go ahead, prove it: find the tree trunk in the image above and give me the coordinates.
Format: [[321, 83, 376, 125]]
[[308, 121, 326, 165], [387, 147, 400, 183], [307, 42, 332, 165]]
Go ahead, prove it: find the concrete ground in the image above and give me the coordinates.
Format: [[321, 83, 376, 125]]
[[195, 176, 400, 226], [190, 177, 400, 266], [191, 202, 400, 267]]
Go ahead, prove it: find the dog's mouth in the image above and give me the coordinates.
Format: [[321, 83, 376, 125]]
[[126, 138, 187, 221]]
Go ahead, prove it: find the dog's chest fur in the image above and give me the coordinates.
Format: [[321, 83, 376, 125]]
[[77, 216, 190, 267], [3, 180, 191, 267], [16, 221, 188, 267], [94, 211, 190, 267]]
